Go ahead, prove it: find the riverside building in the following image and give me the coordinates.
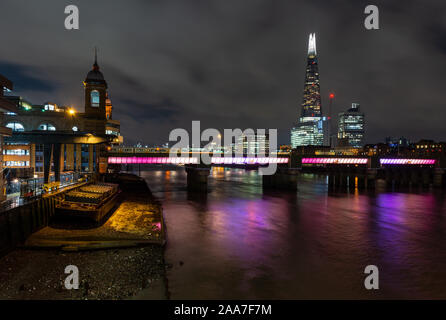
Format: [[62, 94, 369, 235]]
[[2, 54, 123, 181]]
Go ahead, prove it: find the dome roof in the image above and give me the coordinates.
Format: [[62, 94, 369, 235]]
[[86, 68, 105, 81], [84, 49, 107, 85]]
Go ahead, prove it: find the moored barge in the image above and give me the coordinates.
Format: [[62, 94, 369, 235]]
[[55, 183, 120, 222]]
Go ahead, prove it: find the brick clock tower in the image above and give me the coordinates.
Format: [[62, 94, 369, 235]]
[[84, 49, 108, 120]]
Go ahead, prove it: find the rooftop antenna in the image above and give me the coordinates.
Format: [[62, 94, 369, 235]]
[[93, 47, 99, 70]]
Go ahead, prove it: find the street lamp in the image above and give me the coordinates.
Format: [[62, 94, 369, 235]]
[[68, 108, 76, 133]]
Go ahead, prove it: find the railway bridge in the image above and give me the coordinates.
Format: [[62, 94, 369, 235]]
[[106, 147, 446, 191]]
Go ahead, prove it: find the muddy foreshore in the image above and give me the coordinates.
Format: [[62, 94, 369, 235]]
[[0, 173, 168, 300]]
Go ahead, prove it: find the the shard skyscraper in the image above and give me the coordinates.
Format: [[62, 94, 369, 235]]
[[291, 33, 328, 147]]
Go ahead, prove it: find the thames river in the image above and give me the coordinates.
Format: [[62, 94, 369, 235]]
[[142, 168, 446, 299]]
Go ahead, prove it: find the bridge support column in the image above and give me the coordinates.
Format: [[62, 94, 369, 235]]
[[347, 173, 356, 189], [186, 167, 211, 192], [262, 167, 299, 191], [339, 172, 348, 188], [400, 169, 410, 188], [53, 143, 61, 183], [410, 170, 420, 187], [366, 169, 378, 189], [385, 168, 393, 187], [357, 174, 366, 189], [328, 172, 335, 189], [433, 168, 445, 188], [43, 144, 53, 185], [422, 168, 431, 187]]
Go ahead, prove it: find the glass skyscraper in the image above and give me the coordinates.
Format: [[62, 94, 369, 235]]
[[337, 103, 365, 148], [291, 33, 328, 148]]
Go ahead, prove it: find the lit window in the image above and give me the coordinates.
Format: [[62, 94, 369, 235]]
[[91, 90, 100, 107], [4, 161, 29, 167], [44, 104, 55, 111], [38, 123, 56, 131], [6, 122, 25, 132], [106, 130, 118, 136], [3, 149, 29, 155]]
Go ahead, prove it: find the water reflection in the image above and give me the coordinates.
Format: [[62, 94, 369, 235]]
[[141, 168, 446, 299]]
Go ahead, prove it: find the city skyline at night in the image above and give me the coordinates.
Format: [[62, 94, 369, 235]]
[[3, 1, 446, 307], [1, 1, 446, 147]]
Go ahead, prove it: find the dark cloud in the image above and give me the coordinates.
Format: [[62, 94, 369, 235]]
[[0, 61, 56, 93], [116, 97, 182, 121], [0, 0, 445, 145]]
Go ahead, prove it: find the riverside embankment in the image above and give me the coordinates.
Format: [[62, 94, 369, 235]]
[[0, 173, 167, 300]]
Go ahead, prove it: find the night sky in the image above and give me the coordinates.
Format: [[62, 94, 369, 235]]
[[0, 0, 445, 146]]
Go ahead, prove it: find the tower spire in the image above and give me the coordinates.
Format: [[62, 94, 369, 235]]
[[291, 32, 324, 148], [93, 47, 99, 71], [308, 33, 317, 56]]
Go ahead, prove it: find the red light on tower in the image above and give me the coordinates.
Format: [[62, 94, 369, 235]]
[[329, 93, 335, 99]]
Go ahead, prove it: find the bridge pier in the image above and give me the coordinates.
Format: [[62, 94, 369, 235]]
[[347, 172, 356, 189], [433, 168, 445, 188], [379, 167, 436, 189], [357, 174, 366, 189], [422, 168, 431, 187], [366, 169, 378, 189], [327, 170, 345, 190], [185, 166, 211, 192], [262, 167, 299, 191], [385, 168, 393, 188], [43, 143, 52, 185], [53, 143, 62, 183], [400, 169, 410, 188], [410, 169, 421, 187], [339, 172, 348, 188], [328, 173, 336, 189]]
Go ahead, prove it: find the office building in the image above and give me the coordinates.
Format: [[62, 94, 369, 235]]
[[337, 103, 365, 148]]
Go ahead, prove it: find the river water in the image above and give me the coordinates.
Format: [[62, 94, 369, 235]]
[[142, 168, 446, 299]]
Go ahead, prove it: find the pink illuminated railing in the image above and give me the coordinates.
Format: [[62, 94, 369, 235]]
[[108, 157, 199, 164], [301, 158, 368, 164], [380, 159, 436, 165], [211, 157, 288, 165], [108, 157, 289, 165]]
